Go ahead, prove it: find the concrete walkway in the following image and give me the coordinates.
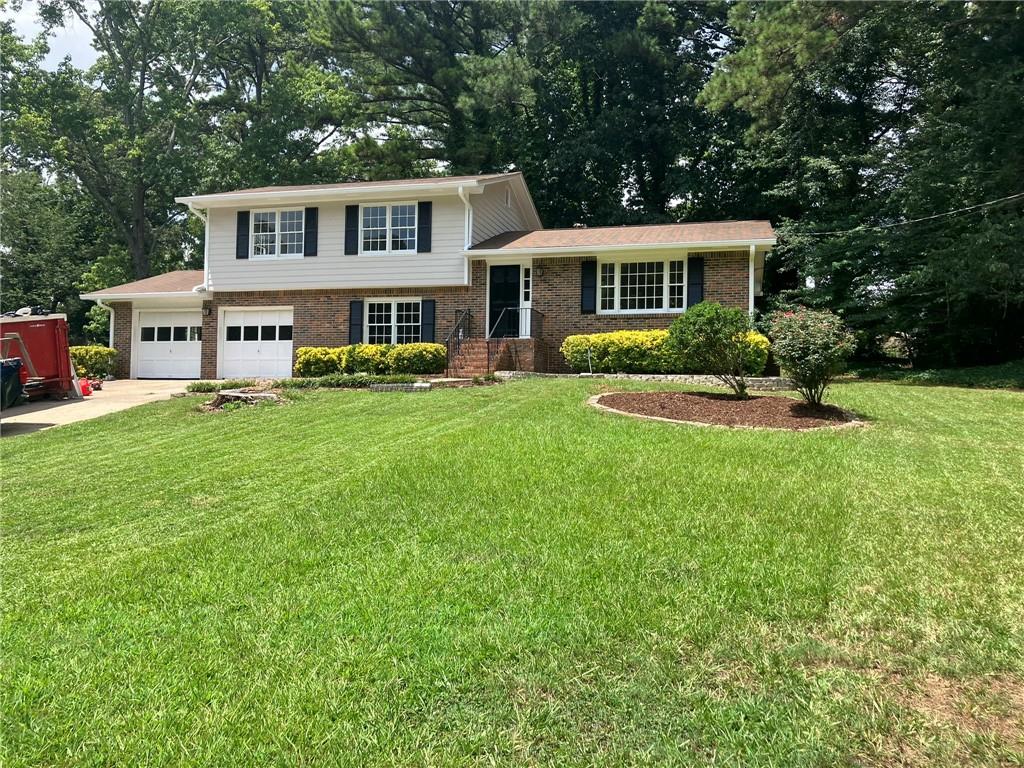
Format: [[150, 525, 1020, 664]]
[[1, 380, 190, 437]]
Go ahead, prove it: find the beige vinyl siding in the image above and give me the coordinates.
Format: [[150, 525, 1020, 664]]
[[206, 196, 467, 291], [471, 181, 530, 245]]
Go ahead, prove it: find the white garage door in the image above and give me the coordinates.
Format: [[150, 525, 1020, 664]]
[[221, 308, 294, 379], [137, 311, 202, 379]]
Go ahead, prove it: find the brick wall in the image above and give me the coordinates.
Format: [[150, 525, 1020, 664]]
[[110, 301, 133, 378], [192, 251, 749, 378], [529, 251, 749, 372], [200, 286, 474, 379]]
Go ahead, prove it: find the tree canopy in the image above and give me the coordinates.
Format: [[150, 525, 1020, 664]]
[[2, 0, 1022, 363]]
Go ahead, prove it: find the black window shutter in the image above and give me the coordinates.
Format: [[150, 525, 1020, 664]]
[[303, 207, 318, 257], [580, 260, 597, 314], [344, 205, 359, 255], [235, 211, 250, 259], [420, 299, 436, 342], [687, 257, 704, 307], [417, 201, 432, 253], [349, 300, 364, 344]]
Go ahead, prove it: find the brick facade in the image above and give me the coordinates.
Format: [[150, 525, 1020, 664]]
[[526, 250, 750, 372], [200, 286, 474, 379], [110, 301, 133, 378], [116, 251, 749, 378]]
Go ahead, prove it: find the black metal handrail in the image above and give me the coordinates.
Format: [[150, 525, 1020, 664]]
[[486, 306, 544, 340], [485, 308, 545, 371], [445, 308, 472, 372]]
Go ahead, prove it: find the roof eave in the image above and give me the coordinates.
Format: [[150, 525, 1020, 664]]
[[465, 237, 777, 257], [80, 290, 202, 301], [175, 178, 497, 208]]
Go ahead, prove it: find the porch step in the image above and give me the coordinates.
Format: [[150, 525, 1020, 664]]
[[447, 339, 492, 377]]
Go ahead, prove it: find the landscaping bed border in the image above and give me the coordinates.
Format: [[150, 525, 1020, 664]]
[[496, 370, 793, 391]]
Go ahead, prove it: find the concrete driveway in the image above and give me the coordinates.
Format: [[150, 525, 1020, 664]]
[[1, 380, 190, 437]]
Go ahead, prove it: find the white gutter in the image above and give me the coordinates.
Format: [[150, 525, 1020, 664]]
[[176, 178, 490, 208], [464, 238, 777, 257], [186, 202, 210, 291], [80, 290, 202, 301], [95, 299, 115, 348]]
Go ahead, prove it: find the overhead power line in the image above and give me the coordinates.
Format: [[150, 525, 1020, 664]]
[[797, 191, 1024, 237]]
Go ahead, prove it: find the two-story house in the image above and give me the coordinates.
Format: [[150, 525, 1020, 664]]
[[82, 173, 775, 379]]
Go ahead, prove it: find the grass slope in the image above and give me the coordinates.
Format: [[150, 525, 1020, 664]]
[[2, 379, 1022, 766]]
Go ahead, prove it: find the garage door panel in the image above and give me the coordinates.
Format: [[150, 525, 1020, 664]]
[[221, 308, 294, 379], [137, 310, 202, 379]]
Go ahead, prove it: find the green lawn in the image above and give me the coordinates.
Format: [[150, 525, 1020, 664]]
[[2, 379, 1022, 766]]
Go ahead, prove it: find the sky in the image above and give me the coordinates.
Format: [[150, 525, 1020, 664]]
[[6, 0, 99, 70]]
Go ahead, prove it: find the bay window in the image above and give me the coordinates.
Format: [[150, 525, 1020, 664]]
[[366, 299, 421, 344], [598, 257, 689, 314], [251, 209, 304, 258], [361, 203, 417, 254]]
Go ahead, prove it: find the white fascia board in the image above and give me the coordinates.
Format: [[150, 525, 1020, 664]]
[[175, 179, 486, 208], [79, 290, 202, 301], [464, 238, 777, 258]]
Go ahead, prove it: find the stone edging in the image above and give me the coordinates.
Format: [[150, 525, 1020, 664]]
[[586, 393, 866, 432], [496, 371, 793, 391]]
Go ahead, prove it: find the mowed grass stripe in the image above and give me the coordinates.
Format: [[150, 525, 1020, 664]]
[[1, 378, 1022, 766]]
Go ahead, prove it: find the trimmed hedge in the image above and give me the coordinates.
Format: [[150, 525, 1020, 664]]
[[294, 343, 446, 377], [560, 326, 770, 376], [69, 346, 118, 378], [560, 330, 682, 374], [293, 347, 343, 378], [385, 343, 447, 374]]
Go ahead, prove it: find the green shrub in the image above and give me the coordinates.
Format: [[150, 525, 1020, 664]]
[[345, 344, 392, 374], [277, 373, 417, 389], [560, 330, 683, 373], [668, 303, 758, 398], [69, 346, 117, 378], [293, 347, 344, 377], [769, 307, 856, 405], [385, 343, 446, 374], [186, 379, 258, 393], [740, 331, 771, 376]]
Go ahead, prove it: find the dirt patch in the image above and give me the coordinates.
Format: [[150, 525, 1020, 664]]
[[593, 390, 860, 431], [897, 673, 1024, 746]]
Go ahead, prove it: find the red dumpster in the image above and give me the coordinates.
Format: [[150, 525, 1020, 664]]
[[0, 314, 75, 399]]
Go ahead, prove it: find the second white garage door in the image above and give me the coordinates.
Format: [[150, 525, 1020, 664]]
[[221, 308, 294, 379]]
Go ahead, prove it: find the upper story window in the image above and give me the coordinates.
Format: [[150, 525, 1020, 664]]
[[598, 258, 688, 314], [252, 209, 303, 259], [361, 203, 417, 254]]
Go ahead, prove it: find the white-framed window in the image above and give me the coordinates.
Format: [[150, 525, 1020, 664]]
[[360, 203, 417, 254], [598, 257, 689, 314], [366, 299, 421, 344], [251, 209, 304, 259], [522, 267, 531, 304]]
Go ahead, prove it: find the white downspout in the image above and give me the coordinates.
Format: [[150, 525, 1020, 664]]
[[186, 202, 210, 290], [748, 244, 756, 317], [95, 299, 114, 348], [458, 184, 474, 284]]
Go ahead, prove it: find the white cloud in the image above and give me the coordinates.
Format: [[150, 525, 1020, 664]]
[[6, 0, 99, 71]]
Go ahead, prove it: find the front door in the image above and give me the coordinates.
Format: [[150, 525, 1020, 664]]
[[489, 265, 520, 338]]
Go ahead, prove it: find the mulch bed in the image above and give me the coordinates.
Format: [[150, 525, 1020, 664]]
[[595, 391, 859, 431]]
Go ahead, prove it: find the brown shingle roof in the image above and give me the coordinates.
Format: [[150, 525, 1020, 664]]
[[471, 221, 774, 251], [207, 173, 516, 196], [82, 270, 204, 297]]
